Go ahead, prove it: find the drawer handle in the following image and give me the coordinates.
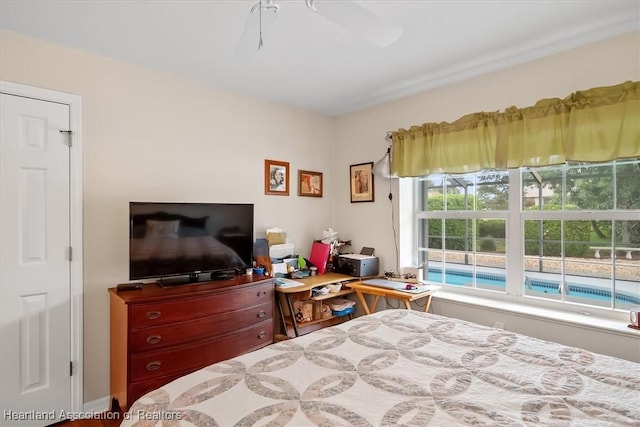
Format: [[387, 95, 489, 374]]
[[146, 335, 162, 345], [146, 311, 161, 320], [257, 310, 266, 318], [146, 361, 162, 371], [257, 290, 267, 297], [258, 331, 266, 339]]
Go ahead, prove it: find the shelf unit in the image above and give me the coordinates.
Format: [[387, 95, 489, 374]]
[[275, 272, 360, 337], [311, 288, 355, 301]]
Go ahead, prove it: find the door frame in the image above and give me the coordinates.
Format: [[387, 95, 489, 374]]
[[1, 80, 84, 412]]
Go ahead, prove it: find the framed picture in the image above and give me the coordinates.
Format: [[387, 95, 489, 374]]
[[264, 159, 290, 196], [350, 162, 374, 203], [298, 170, 323, 197]]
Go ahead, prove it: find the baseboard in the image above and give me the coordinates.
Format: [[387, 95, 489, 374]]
[[83, 396, 111, 413]]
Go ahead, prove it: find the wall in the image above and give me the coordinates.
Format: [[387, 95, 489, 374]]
[[0, 29, 337, 403], [332, 31, 639, 272], [1, 28, 638, 405], [333, 31, 640, 361], [430, 297, 640, 363]]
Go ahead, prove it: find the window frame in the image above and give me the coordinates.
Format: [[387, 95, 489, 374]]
[[411, 164, 639, 321]]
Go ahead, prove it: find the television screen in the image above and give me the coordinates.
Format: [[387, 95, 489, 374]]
[[129, 202, 254, 282]]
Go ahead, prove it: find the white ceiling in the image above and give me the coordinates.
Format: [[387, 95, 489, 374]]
[[1, 0, 638, 116]]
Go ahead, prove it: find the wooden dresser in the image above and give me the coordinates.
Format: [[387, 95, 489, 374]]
[[109, 275, 274, 411]]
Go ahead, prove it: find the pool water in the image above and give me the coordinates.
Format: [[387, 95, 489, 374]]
[[428, 270, 504, 287], [429, 268, 640, 305]]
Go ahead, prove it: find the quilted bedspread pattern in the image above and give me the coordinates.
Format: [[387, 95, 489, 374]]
[[121, 310, 640, 426]]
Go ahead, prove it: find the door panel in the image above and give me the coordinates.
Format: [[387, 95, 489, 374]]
[[1, 93, 71, 425]]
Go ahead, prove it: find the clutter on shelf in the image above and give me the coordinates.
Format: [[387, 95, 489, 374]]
[[315, 303, 332, 320], [293, 300, 313, 322], [311, 286, 330, 297], [309, 241, 331, 274], [320, 228, 338, 244], [256, 226, 359, 280], [329, 298, 356, 317], [320, 228, 352, 255], [329, 298, 356, 312], [317, 228, 352, 272], [326, 283, 342, 293], [274, 277, 304, 288], [252, 238, 271, 276], [292, 298, 335, 323], [259, 226, 302, 277], [267, 227, 294, 259], [266, 227, 287, 246], [332, 306, 355, 317]]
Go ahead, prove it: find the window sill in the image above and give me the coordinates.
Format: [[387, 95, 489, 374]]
[[432, 291, 638, 338]]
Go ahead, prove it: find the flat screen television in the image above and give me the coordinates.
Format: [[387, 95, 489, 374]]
[[129, 202, 254, 284]]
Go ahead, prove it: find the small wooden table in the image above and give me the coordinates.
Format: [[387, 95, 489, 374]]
[[347, 281, 439, 314]]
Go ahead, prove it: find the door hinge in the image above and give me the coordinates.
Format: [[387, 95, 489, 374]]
[[60, 130, 72, 147], [68, 246, 73, 261], [70, 361, 73, 376]]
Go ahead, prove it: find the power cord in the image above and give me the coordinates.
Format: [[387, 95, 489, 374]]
[[385, 298, 401, 309], [387, 175, 400, 275]]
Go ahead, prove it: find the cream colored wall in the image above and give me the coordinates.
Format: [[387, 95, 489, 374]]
[[332, 31, 640, 361], [332, 31, 640, 273], [0, 29, 337, 403], [429, 299, 640, 363], [2, 28, 639, 404]]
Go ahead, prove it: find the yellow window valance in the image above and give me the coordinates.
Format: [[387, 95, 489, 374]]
[[391, 81, 640, 177]]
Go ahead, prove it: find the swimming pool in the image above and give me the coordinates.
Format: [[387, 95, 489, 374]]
[[428, 269, 504, 287], [428, 268, 640, 305]]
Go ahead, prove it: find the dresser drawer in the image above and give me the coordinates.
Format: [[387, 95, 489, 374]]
[[128, 372, 185, 407], [130, 320, 274, 382], [130, 302, 273, 353], [130, 282, 273, 328]]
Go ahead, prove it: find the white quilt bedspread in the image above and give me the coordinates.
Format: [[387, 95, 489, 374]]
[[121, 310, 640, 426]]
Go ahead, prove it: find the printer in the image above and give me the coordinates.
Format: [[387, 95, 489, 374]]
[[334, 254, 379, 277]]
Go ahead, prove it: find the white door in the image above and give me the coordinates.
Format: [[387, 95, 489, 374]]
[[1, 93, 71, 426]]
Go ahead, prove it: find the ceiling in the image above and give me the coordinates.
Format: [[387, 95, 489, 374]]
[[1, 0, 638, 116]]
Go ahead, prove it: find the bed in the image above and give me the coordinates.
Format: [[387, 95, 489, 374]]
[[120, 310, 639, 426]]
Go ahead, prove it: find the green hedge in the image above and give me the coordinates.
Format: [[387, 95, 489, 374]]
[[427, 195, 507, 252], [479, 238, 497, 251], [478, 219, 505, 238], [426, 191, 636, 257], [524, 205, 591, 257], [427, 194, 473, 250]]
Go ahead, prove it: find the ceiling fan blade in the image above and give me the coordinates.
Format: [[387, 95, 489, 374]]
[[235, 1, 279, 60], [306, 0, 402, 48]]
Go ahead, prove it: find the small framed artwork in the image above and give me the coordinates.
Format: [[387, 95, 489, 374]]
[[265, 159, 290, 196], [298, 170, 323, 197], [350, 162, 374, 203]]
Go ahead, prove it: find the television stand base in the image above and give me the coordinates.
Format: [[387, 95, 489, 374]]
[[209, 272, 234, 281], [158, 276, 195, 287], [158, 272, 235, 287]]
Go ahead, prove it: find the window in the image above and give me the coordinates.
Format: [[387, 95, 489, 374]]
[[415, 160, 640, 313]]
